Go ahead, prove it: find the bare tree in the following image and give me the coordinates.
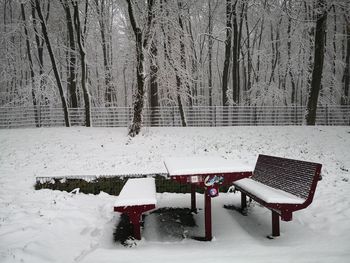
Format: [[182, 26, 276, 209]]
[[35, 0, 70, 127], [31, 1, 48, 104], [94, 0, 116, 106], [231, 0, 241, 105], [208, 0, 214, 106], [125, 0, 154, 136], [72, 0, 92, 126], [147, 0, 159, 125], [305, 0, 328, 125], [20, 2, 39, 126], [342, 14, 350, 105], [60, 0, 78, 108], [222, 0, 233, 106]]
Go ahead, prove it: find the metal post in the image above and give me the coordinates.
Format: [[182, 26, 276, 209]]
[[272, 211, 280, 237], [204, 189, 212, 241], [191, 184, 196, 212], [241, 192, 247, 215]]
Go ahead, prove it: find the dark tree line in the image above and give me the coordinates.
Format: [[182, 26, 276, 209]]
[[0, 0, 349, 133]]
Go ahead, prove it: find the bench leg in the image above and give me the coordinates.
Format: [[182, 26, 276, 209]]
[[241, 192, 247, 215], [128, 212, 142, 240], [272, 211, 280, 237]]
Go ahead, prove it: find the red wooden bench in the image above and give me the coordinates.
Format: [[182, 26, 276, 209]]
[[114, 178, 157, 240], [233, 154, 322, 238]]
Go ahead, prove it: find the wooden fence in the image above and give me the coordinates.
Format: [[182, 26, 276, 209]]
[[0, 105, 349, 128]]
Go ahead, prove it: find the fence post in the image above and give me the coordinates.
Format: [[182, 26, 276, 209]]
[[254, 106, 257, 125], [38, 105, 41, 127], [214, 106, 216, 127], [325, 104, 329, 125]]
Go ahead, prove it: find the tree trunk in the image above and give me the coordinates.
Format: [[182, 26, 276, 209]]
[[306, 2, 315, 101], [35, 0, 70, 127], [72, 0, 92, 127], [231, 1, 239, 105], [178, 1, 192, 107], [20, 3, 39, 127], [330, 5, 337, 100], [126, 0, 146, 136], [255, 0, 267, 84], [95, 0, 114, 106], [342, 16, 350, 105], [160, 1, 187, 126], [244, 6, 252, 101], [31, 2, 46, 103], [61, 0, 78, 108], [208, 0, 213, 106], [305, 0, 327, 125], [222, 0, 233, 106], [147, 0, 159, 125], [284, 13, 296, 104], [186, 13, 199, 106], [149, 41, 159, 125], [269, 18, 281, 86]]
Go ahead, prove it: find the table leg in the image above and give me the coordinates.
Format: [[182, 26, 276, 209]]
[[204, 189, 212, 241], [191, 184, 196, 212], [128, 212, 142, 240]]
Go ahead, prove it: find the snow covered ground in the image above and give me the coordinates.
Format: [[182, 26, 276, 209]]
[[0, 126, 349, 263]]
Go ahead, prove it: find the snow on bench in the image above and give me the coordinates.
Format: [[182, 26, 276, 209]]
[[114, 178, 157, 207], [164, 156, 252, 176], [114, 178, 157, 240], [233, 178, 305, 204], [233, 154, 322, 238]]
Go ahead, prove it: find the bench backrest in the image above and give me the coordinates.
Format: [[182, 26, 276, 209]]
[[253, 155, 322, 200]]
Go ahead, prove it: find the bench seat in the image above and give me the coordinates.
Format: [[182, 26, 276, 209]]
[[114, 178, 157, 207], [234, 178, 305, 204], [114, 178, 157, 240]]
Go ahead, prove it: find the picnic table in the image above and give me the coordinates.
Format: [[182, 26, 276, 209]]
[[164, 157, 253, 241]]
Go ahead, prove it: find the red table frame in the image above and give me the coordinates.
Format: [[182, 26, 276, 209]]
[[170, 171, 252, 241]]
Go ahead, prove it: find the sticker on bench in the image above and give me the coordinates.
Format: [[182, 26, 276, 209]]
[[190, 176, 200, 183], [204, 175, 224, 187]]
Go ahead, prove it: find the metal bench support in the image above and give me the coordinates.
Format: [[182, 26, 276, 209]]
[[272, 211, 280, 237], [241, 192, 247, 214]]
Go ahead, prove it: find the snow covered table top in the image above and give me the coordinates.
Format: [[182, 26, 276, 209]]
[[114, 178, 157, 207], [234, 178, 305, 204], [164, 157, 253, 176]]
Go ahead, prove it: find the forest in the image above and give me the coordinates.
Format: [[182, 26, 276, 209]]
[[0, 0, 349, 133]]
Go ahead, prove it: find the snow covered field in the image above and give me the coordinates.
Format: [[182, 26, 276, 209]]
[[0, 126, 349, 263]]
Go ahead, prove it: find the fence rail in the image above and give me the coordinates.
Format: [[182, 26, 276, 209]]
[[0, 105, 349, 128]]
